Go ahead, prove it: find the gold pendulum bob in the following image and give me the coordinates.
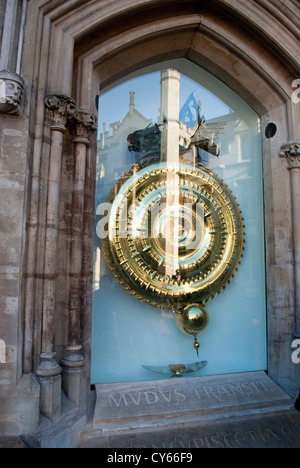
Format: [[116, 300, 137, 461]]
[[175, 303, 210, 356]]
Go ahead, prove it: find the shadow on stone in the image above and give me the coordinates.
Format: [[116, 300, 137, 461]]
[[295, 390, 300, 412]]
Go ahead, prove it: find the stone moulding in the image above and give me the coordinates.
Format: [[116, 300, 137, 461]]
[[279, 140, 300, 337], [0, 70, 25, 116], [279, 141, 300, 169], [73, 110, 98, 140], [45, 93, 76, 131]]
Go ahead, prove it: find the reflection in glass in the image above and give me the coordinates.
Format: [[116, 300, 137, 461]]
[[143, 361, 207, 377]]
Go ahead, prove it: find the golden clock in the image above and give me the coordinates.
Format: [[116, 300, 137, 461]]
[[101, 161, 245, 351]]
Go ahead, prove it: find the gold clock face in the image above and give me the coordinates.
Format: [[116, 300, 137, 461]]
[[101, 162, 245, 310]]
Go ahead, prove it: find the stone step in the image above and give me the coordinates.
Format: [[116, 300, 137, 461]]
[[80, 408, 300, 448], [80, 371, 300, 448]]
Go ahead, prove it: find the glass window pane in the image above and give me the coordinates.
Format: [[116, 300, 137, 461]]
[[92, 60, 266, 384]]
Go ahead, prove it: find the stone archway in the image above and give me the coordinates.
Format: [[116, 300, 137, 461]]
[[20, 0, 300, 427]]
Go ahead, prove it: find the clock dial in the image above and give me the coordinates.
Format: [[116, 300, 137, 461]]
[[101, 162, 245, 310]]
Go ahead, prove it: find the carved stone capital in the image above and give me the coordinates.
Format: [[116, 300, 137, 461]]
[[45, 93, 76, 132], [73, 110, 98, 142], [280, 141, 300, 169], [0, 70, 25, 115]]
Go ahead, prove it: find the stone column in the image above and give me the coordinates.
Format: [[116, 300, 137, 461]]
[[60, 110, 97, 407], [280, 142, 300, 336], [35, 94, 75, 420]]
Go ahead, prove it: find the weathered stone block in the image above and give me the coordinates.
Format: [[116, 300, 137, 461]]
[[0, 374, 40, 435], [81, 410, 300, 448], [92, 372, 293, 433], [37, 375, 62, 421]]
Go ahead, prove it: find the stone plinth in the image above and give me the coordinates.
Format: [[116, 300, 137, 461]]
[[81, 410, 300, 448], [80, 372, 298, 448], [92, 372, 293, 432]]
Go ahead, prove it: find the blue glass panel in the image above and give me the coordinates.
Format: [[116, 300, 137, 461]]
[[91, 60, 267, 384]]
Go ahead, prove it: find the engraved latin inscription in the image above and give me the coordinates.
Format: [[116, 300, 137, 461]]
[[92, 373, 295, 445], [107, 380, 275, 408], [109, 389, 186, 408], [194, 380, 274, 403], [127, 422, 300, 448]]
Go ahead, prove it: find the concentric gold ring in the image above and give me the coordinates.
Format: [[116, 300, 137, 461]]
[[101, 162, 245, 309]]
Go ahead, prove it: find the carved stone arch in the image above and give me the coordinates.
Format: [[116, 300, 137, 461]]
[[20, 0, 300, 427], [66, 0, 299, 395]]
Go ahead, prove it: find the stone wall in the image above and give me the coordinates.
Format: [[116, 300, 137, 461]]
[[0, 67, 39, 438]]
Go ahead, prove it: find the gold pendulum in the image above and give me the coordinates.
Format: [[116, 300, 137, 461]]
[[193, 336, 200, 357], [175, 303, 209, 358]]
